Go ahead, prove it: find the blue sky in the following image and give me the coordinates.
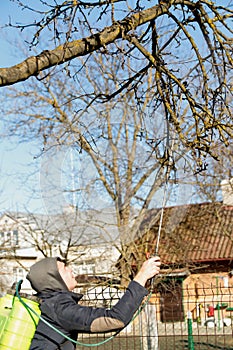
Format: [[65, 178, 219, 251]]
[[0, 1, 199, 214], [0, 2, 44, 213], [0, 1, 29, 67], [1, 1, 229, 214]]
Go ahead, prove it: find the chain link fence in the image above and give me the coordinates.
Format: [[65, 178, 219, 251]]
[[75, 284, 233, 350]]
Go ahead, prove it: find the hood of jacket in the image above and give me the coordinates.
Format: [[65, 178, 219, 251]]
[[27, 257, 69, 293]]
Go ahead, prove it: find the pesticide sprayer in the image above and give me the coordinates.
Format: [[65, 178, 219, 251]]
[[0, 280, 40, 350]]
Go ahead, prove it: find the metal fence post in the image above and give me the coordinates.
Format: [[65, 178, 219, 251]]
[[187, 311, 195, 350]]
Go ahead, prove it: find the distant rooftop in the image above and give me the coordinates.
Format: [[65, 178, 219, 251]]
[[138, 201, 233, 265]]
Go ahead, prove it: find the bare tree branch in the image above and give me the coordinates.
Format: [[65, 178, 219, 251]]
[[0, 1, 171, 86]]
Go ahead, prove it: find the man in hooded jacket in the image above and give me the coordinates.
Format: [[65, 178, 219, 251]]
[[27, 256, 161, 350]]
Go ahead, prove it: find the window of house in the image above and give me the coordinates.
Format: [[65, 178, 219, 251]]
[[12, 230, 19, 245], [13, 267, 25, 282], [0, 232, 4, 244], [77, 261, 96, 275], [6, 231, 11, 244], [0, 230, 19, 247]]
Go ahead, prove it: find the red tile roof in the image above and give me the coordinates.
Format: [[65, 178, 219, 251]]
[[138, 202, 233, 265]]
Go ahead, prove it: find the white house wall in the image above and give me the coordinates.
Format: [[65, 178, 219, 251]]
[[0, 211, 122, 294]]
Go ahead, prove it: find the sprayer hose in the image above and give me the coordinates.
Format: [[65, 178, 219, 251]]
[[16, 280, 151, 347]]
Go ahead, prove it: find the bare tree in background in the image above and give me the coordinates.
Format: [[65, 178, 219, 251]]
[[0, 208, 121, 292], [188, 140, 233, 204], [1, 50, 193, 284], [0, 0, 232, 163]]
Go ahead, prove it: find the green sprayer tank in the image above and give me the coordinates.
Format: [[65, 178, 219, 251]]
[[0, 281, 41, 350]]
